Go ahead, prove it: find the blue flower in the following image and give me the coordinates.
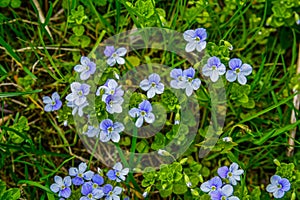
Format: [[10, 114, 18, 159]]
[[200, 176, 222, 194], [217, 162, 244, 186], [170, 68, 187, 89], [140, 73, 164, 98], [43, 92, 62, 112], [104, 46, 127, 66], [84, 125, 100, 138], [225, 58, 252, 85], [96, 79, 124, 101], [67, 101, 89, 117], [66, 82, 90, 106], [104, 95, 124, 114], [102, 184, 122, 200], [80, 182, 104, 200], [69, 162, 94, 186], [74, 56, 96, 80], [50, 176, 72, 199], [202, 56, 226, 82], [182, 67, 201, 96], [107, 162, 129, 182], [128, 100, 155, 128], [210, 184, 239, 200], [266, 175, 291, 199], [183, 28, 207, 52], [99, 119, 124, 143]]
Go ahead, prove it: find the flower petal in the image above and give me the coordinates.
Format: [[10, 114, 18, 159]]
[[237, 74, 247, 85], [74, 64, 85, 72], [80, 71, 91, 80], [116, 47, 127, 56], [148, 73, 160, 83], [183, 30, 195, 42], [50, 183, 60, 193], [42, 96, 52, 104], [100, 131, 110, 142], [147, 87, 156, 98], [279, 178, 291, 191], [52, 92, 60, 101], [79, 162, 87, 173], [196, 41, 206, 52], [217, 166, 229, 178], [226, 70, 237, 82], [170, 68, 183, 79], [83, 171, 94, 180], [270, 175, 281, 185], [59, 187, 71, 198], [63, 176, 72, 187], [185, 41, 196, 52], [200, 181, 211, 193], [129, 108, 140, 118], [266, 184, 277, 193], [185, 85, 193, 96], [116, 57, 125, 65], [135, 116, 144, 128], [111, 132, 120, 143], [44, 104, 53, 112], [192, 78, 201, 90], [113, 122, 125, 133], [229, 58, 242, 70], [140, 79, 151, 91], [221, 184, 233, 197], [113, 186, 123, 195], [107, 57, 116, 66], [202, 65, 212, 77], [145, 113, 155, 124], [274, 189, 285, 198], [241, 64, 252, 76], [211, 70, 219, 82]]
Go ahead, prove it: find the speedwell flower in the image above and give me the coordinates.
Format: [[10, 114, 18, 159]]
[[69, 162, 94, 186], [107, 162, 129, 182], [182, 67, 201, 96], [200, 176, 222, 194], [140, 73, 164, 98], [96, 79, 124, 101], [103, 185, 123, 200], [210, 184, 240, 200], [91, 174, 104, 189], [80, 182, 104, 200], [217, 162, 244, 186], [104, 46, 127, 66], [43, 92, 62, 112], [74, 56, 96, 80], [66, 82, 90, 106], [128, 100, 155, 128], [202, 56, 226, 82], [84, 125, 100, 138], [183, 28, 207, 52], [50, 176, 72, 199], [226, 58, 252, 85], [170, 68, 187, 89], [104, 95, 124, 114], [266, 175, 291, 199], [67, 101, 88, 117], [99, 119, 124, 143]]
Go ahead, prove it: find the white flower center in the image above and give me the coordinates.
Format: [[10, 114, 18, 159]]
[[212, 65, 217, 70], [61, 185, 65, 190], [112, 53, 117, 58], [51, 101, 56, 105], [151, 82, 156, 87], [93, 183, 98, 188], [108, 126, 114, 132], [235, 68, 240, 73], [221, 196, 226, 200], [195, 37, 200, 42], [228, 172, 233, 177], [88, 193, 93, 198], [277, 184, 282, 189], [78, 173, 83, 178], [211, 186, 216, 191], [141, 111, 146, 116]]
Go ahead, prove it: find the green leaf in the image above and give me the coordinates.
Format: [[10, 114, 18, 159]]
[[10, 0, 21, 8], [0, 180, 6, 197], [0, 0, 10, 7], [136, 139, 149, 153], [81, 35, 91, 48], [242, 98, 255, 109], [159, 187, 172, 198], [151, 132, 165, 150], [0, 89, 42, 98], [1, 188, 20, 200], [173, 182, 187, 194], [72, 25, 85, 36]]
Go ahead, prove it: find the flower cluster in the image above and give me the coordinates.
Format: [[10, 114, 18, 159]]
[[266, 175, 290, 198], [200, 162, 244, 200], [50, 162, 129, 199]]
